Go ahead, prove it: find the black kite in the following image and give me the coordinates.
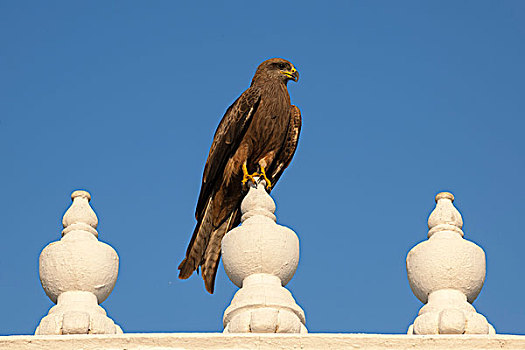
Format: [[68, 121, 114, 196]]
[[178, 58, 301, 293]]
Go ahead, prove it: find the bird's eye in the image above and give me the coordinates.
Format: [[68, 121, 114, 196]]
[[278, 63, 287, 70]]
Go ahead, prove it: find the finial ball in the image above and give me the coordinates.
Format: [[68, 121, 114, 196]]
[[435, 192, 454, 203]]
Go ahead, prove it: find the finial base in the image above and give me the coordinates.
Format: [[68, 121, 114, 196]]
[[408, 289, 495, 335], [35, 291, 122, 335], [223, 273, 307, 333]]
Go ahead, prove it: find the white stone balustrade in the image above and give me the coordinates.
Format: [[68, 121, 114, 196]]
[[36, 190, 122, 335], [221, 180, 307, 333], [406, 192, 494, 335], [6, 187, 525, 348]]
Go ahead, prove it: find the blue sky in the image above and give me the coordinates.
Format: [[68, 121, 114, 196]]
[[1, 1, 524, 335]]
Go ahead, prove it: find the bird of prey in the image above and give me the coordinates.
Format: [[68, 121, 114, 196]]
[[178, 58, 301, 293]]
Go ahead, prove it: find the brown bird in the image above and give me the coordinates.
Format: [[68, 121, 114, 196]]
[[178, 58, 301, 293]]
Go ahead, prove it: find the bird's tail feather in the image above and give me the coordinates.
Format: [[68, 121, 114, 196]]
[[202, 209, 238, 294], [178, 197, 214, 279]]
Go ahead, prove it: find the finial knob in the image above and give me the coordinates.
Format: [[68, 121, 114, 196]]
[[240, 179, 276, 222], [435, 192, 454, 202], [62, 189, 98, 237], [428, 191, 463, 238], [71, 190, 91, 201]]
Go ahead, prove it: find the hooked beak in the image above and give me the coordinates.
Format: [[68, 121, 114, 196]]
[[280, 67, 299, 82]]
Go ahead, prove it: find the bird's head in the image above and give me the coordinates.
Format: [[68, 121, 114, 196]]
[[252, 58, 299, 85]]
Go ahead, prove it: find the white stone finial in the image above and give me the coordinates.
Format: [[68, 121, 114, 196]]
[[36, 190, 122, 335], [406, 192, 495, 335], [222, 179, 307, 333]]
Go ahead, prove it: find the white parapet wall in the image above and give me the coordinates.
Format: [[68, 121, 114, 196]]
[[2, 333, 525, 350], [3, 188, 523, 349]]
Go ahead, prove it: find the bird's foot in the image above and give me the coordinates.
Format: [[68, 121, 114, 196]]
[[242, 172, 259, 186], [242, 163, 259, 186], [258, 166, 272, 190]]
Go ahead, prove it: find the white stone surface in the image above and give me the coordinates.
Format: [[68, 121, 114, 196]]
[[222, 180, 307, 333], [36, 190, 122, 335], [2, 333, 525, 350], [406, 192, 494, 334]]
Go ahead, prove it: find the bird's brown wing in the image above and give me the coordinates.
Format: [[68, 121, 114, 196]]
[[195, 87, 261, 220], [269, 105, 302, 186], [179, 87, 261, 291]]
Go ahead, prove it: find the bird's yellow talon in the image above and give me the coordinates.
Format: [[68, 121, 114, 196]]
[[259, 166, 272, 190], [242, 163, 259, 186]]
